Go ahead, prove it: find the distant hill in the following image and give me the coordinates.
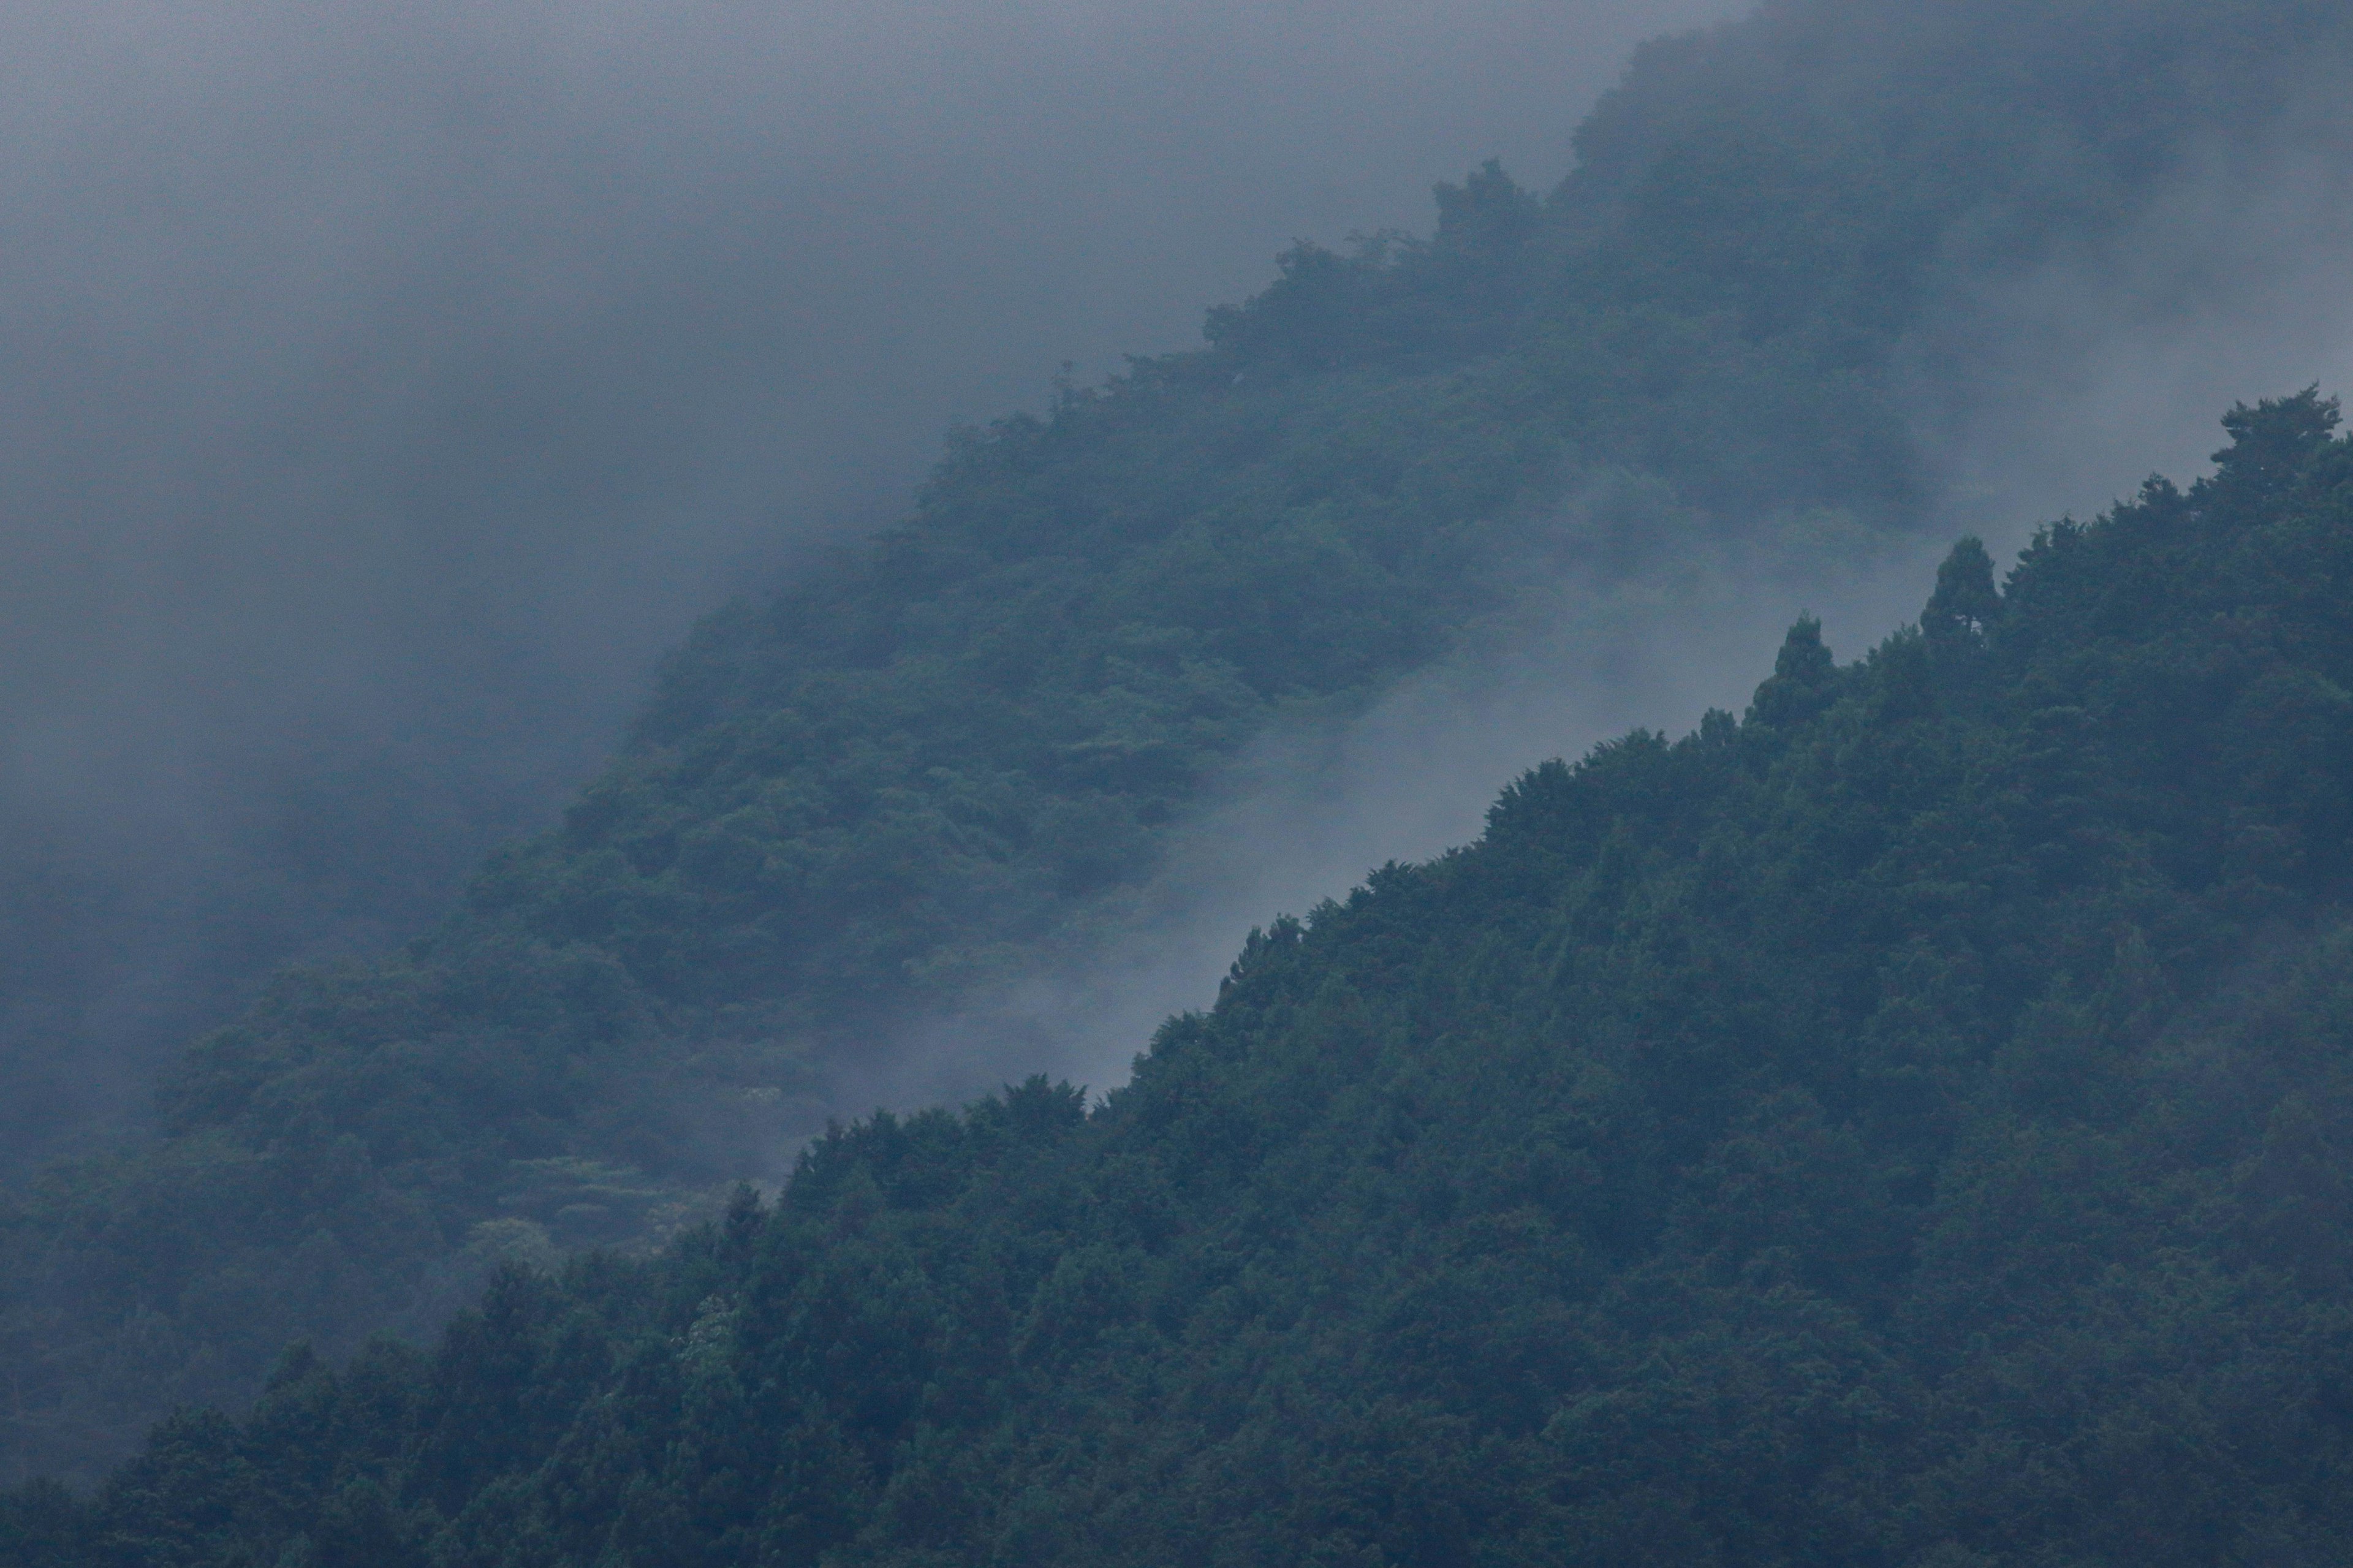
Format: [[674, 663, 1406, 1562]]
[[7, 0, 2353, 1488], [17, 389, 2353, 1564]]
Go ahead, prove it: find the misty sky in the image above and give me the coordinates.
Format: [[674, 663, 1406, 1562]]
[[0, 0, 1748, 806], [0, 0, 1752, 1157], [9, 0, 2353, 1164]]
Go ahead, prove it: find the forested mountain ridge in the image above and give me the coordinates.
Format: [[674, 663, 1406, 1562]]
[[7, 0, 2353, 1487], [13, 390, 2353, 1565]]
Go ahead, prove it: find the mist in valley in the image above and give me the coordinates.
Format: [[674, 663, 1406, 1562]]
[[10, 0, 2353, 1213], [873, 110, 2353, 1118], [0, 0, 1746, 1172]]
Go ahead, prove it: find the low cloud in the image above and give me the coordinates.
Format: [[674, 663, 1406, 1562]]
[[0, 0, 1749, 1166]]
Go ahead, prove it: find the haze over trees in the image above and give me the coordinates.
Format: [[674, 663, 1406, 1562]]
[[7, 0, 2353, 1543], [0, 0, 1748, 1188], [17, 390, 2353, 1564]]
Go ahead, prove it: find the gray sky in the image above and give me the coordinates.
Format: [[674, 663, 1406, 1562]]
[[0, 0, 1748, 798], [15, 0, 2349, 1161], [0, 0, 1751, 1160]]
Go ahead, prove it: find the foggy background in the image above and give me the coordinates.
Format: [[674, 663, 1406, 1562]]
[[9, 0, 2353, 1173], [880, 81, 2353, 1110], [0, 0, 1749, 1172]]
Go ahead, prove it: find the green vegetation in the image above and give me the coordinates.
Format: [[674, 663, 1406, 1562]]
[[15, 390, 2353, 1565], [9, 0, 2353, 1491]]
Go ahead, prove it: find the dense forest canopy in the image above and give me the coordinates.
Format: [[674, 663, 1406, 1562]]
[[13, 389, 2353, 1564], [7, 0, 2353, 1492]]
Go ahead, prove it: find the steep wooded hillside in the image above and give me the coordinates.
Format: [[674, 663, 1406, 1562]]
[[15, 391, 2353, 1566], [6, 0, 2352, 1487]]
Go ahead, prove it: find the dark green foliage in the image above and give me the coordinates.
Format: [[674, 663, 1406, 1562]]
[[23, 395, 2353, 1564], [10, 0, 2353, 1490]]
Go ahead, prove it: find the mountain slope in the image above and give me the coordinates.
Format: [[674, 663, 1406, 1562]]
[[7, 0, 2353, 1487], [15, 390, 2353, 1565]]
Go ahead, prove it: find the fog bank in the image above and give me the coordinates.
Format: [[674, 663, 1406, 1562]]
[[0, 0, 1748, 1168], [874, 115, 2353, 1116]]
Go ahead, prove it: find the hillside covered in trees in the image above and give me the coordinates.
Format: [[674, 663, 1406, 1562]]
[[7, 0, 2353, 1488], [13, 390, 2353, 1564]]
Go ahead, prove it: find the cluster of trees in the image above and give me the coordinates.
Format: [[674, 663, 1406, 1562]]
[[8, 0, 2353, 1487], [13, 391, 2353, 1564]]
